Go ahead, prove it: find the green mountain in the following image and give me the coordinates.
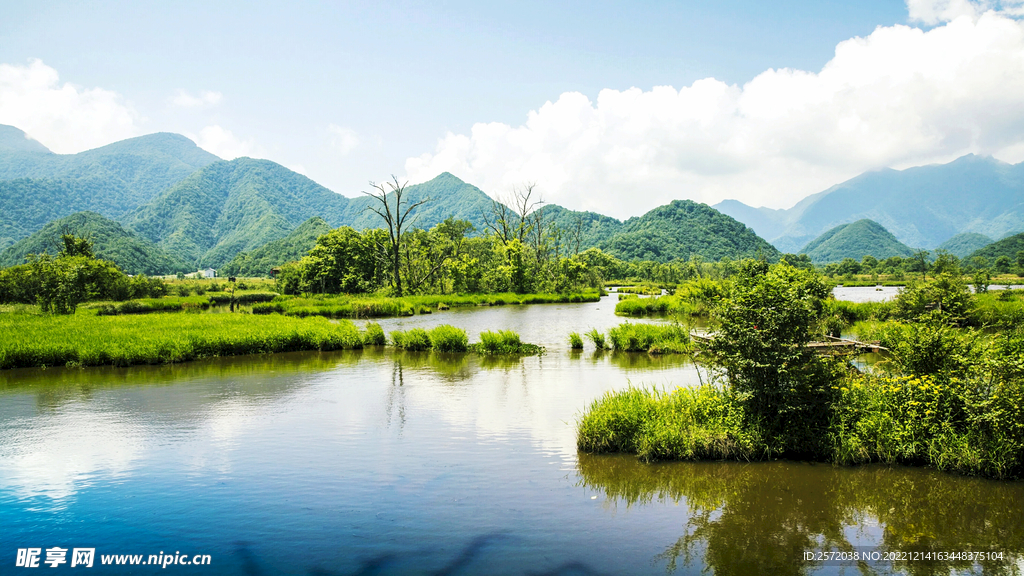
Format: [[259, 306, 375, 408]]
[[219, 216, 332, 277], [715, 154, 1024, 251], [0, 211, 191, 275], [599, 200, 779, 262], [0, 126, 220, 250], [969, 231, 1024, 262], [800, 219, 915, 264], [123, 164, 504, 269], [541, 205, 625, 251], [123, 158, 356, 268], [936, 232, 993, 258]]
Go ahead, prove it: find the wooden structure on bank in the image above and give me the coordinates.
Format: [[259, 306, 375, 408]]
[[690, 332, 887, 355]]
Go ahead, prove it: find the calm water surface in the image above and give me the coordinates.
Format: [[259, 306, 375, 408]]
[[2, 294, 1021, 575]]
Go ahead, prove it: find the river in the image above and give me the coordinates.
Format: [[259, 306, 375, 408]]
[[1, 291, 1021, 575]]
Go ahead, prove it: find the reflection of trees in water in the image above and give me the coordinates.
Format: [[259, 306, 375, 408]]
[[233, 534, 609, 575], [384, 360, 406, 432], [1, 350, 359, 413], [577, 454, 1024, 576]]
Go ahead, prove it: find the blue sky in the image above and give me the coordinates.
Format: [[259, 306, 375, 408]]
[[2, 0, 1023, 215]]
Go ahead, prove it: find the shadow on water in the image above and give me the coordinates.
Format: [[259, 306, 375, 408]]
[[234, 535, 608, 576], [577, 453, 1024, 576]]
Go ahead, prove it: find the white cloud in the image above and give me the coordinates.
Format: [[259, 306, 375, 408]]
[[328, 124, 359, 156], [0, 58, 140, 153], [171, 89, 223, 108], [193, 124, 259, 160], [907, 0, 1024, 24], [406, 12, 1024, 214]]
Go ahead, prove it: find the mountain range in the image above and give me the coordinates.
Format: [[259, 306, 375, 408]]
[[3, 123, 1022, 276], [714, 154, 1024, 253]]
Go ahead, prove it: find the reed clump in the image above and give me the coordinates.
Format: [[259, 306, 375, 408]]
[[607, 322, 691, 354], [568, 332, 584, 349], [390, 328, 432, 351], [428, 325, 469, 352], [471, 330, 542, 355], [362, 322, 386, 346]]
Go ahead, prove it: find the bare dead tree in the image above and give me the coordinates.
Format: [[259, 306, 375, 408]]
[[362, 176, 428, 297], [482, 183, 544, 246]]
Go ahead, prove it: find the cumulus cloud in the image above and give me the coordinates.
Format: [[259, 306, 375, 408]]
[[193, 125, 259, 160], [328, 124, 359, 156], [406, 12, 1024, 214], [171, 89, 223, 108], [0, 58, 140, 153]]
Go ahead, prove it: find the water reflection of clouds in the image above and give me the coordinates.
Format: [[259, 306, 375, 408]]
[[0, 404, 145, 501]]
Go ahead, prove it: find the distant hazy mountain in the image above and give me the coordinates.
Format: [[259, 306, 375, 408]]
[[0, 211, 191, 275], [970, 231, 1024, 262], [219, 216, 332, 277], [1, 128, 790, 274], [936, 232, 993, 259], [0, 125, 51, 153], [715, 154, 1024, 252], [800, 219, 914, 264], [598, 200, 779, 262], [0, 126, 220, 250]]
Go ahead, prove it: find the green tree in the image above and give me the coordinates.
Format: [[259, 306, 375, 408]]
[[706, 261, 840, 455], [301, 226, 378, 294]]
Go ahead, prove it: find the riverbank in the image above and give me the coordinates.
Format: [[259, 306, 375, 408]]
[[0, 312, 543, 369], [577, 369, 1024, 480], [69, 289, 603, 319]]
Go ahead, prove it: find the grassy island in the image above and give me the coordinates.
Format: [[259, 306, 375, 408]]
[[579, 261, 1024, 480]]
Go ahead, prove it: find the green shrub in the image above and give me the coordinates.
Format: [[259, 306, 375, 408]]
[[391, 328, 431, 351], [362, 322, 386, 345], [428, 324, 468, 352]]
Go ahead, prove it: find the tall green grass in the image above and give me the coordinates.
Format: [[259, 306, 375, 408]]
[[428, 325, 469, 352], [577, 386, 758, 462], [272, 290, 602, 320], [362, 322, 386, 346], [568, 332, 584, 349], [390, 328, 432, 351], [607, 322, 691, 354], [0, 313, 363, 369], [578, 370, 1024, 479], [470, 330, 542, 355], [585, 328, 607, 350]]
